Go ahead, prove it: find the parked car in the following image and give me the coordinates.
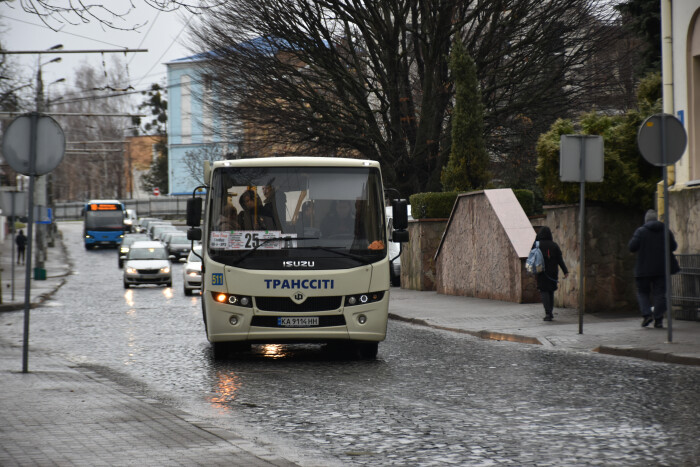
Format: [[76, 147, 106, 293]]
[[149, 223, 176, 241], [145, 221, 170, 238], [123, 241, 173, 288], [165, 234, 194, 261], [135, 217, 161, 234], [124, 209, 138, 232], [182, 245, 202, 296], [118, 233, 149, 268]]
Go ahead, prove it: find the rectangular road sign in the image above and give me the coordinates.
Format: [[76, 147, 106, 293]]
[[560, 135, 604, 182]]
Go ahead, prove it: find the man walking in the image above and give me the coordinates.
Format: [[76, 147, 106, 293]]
[[15, 229, 26, 265], [628, 209, 677, 329]]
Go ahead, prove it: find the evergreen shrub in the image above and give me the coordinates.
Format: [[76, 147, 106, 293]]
[[409, 192, 459, 219]]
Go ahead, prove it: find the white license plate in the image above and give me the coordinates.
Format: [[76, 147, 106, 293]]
[[278, 317, 319, 327]]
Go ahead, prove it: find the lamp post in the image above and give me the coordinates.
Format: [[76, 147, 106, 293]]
[[33, 46, 63, 275], [45, 78, 64, 248]]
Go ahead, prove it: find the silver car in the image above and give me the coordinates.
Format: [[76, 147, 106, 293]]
[[182, 245, 202, 296], [123, 241, 173, 288]]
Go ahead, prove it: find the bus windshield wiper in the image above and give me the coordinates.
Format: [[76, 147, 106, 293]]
[[304, 246, 373, 265]]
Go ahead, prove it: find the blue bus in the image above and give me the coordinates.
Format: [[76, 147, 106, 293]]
[[83, 199, 126, 249]]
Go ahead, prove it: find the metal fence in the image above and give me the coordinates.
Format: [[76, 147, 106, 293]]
[[672, 254, 700, 321], [53, 196, 205, 221]]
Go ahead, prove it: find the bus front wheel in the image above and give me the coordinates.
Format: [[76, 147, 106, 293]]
[[355, 342, 378, 360]]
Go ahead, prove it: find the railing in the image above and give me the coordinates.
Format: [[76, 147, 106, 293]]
[[672, 254, 700, 321], [53, 196, 206, 221]]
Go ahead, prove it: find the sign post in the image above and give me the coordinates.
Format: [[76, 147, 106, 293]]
[[2, 112, 65, 372], [637, 113, 687, 343], [0, 191, 28, 301], [560, 135, 604, 334]]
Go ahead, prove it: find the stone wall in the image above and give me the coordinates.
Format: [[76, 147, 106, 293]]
[[400, 219, 447, 291], [434, 190, 539, 303], [669, 185, 700, 254], [537, 204, 642, 312]]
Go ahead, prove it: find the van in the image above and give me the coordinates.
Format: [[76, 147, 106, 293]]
[[124, 209, 138, 232], [385, 205, 412, 286]]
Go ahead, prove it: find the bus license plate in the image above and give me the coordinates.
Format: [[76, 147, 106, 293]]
[[278, 317, 319, 327]]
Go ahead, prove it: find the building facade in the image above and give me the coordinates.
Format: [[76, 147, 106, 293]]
[[166, 54, 240, 195], [665, 1, 700, 253]]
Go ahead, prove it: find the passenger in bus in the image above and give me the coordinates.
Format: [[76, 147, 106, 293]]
[[295, 201, 319, 237], [262, 182, 287, 230], [215, 204, 239, 231], [321, 200, 355, 238], [238, 190, 272, 230]]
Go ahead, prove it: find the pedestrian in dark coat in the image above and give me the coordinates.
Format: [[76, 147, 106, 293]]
[[628, 209, 677, 329], [533, 226, 568, 321], [15, 229, 26, 265]]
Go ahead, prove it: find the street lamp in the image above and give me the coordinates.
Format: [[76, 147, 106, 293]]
[[33, 46, 63, 270]]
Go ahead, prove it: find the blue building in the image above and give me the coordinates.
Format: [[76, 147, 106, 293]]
[[166, 53, 240, 195]]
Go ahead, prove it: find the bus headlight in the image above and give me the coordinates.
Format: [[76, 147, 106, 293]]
[[358, 314, 367, 324], [345, 291, 384, 307], [229, 315, 239, 326], [211, 292, 253, 308]]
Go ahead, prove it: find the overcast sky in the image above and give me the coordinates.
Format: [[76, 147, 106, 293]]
[[1, 1, 196, 105]]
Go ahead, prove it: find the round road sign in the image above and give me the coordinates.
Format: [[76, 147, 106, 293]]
[[637, 113, 687, 167], [1, 113, 66, 176]]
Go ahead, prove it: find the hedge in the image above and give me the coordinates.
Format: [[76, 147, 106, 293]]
[[409, 189, 535, 219], [409, 192, 459, 219]]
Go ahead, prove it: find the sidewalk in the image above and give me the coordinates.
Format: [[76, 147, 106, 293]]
[[1, 227, 699, 465], [388, 288, 700, 366], [0, 232, 300, 466]]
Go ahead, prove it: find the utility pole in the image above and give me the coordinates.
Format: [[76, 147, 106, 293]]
[[1, 46, 147, 276]]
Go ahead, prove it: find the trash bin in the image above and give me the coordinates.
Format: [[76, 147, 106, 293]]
[[33, 267, 46, 280]]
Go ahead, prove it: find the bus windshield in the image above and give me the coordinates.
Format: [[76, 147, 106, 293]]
[[207, 166, 386, 270], [85, 210, 125, 230]]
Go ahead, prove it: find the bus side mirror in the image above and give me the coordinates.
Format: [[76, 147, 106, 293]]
[[186, 198, 202, 227], [187, 228, 202, 241], [391, 199, 408, 230], [392, 229, 409, 243]]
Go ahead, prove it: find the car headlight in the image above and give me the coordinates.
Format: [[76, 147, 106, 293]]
[[186, 269, 200, 276], [160, 266, 170, 274], [125, 267, 137, 274], [120, 247, 129, 254]]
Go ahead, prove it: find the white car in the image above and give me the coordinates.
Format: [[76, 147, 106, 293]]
[[182, 245, 202, 295], [123, 241, 173, 288]]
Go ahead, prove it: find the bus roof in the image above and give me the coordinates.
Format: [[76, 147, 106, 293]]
[[86, 199, 123, 205], [210, 157, 380, 170]]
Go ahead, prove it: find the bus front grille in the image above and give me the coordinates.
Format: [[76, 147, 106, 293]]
[[255, 296, 343, 312]]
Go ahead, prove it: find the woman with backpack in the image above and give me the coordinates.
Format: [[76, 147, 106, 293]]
[[533, 226, 568, 321]]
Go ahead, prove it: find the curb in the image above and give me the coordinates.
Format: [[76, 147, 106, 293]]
[[595, 345, 700, 366], [388, 313, 543, 346]]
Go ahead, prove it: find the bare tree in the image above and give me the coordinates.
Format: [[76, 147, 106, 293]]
[[190, 0, 630, 196], [49, 58, 133, 201], [8, 0, 218, 30], [182, 143, 227, 186]]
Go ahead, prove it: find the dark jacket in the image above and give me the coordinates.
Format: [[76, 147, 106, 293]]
[[533, 227, 568, 292], [628, 220, 677, 277], [15, 232, 26, 250]]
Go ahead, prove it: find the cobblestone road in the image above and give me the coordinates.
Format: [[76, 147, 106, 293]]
[[1, 222, 698, 466]]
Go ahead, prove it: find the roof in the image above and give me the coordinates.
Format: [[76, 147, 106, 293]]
[[434, 189, 536, 260]]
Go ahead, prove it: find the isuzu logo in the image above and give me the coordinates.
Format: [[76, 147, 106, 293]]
[[282, 260, 315, 268]]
